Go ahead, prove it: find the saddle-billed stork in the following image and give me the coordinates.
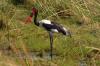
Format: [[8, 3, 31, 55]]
[[25, 7, 71, 60]]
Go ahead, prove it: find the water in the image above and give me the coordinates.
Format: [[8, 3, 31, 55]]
[[79, 59, 87, 66]]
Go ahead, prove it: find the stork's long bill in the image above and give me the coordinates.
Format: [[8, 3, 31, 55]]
[[25, 7, 37, 24]]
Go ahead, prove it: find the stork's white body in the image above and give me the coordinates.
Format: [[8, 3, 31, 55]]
[[39, 20, 52, 24], [38, 19, 69, 35]]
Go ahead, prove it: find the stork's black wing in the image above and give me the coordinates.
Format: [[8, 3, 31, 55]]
[[42, 21, 67, 35], [51, 21, 67, 35]]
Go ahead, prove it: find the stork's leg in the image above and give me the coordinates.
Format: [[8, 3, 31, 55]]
[[49, 32, 53, 60]]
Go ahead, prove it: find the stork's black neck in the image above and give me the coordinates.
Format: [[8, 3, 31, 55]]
[[34, 11, 39, 26]]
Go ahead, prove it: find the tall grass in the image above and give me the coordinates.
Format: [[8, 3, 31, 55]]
[[0, 0, 100, 66]]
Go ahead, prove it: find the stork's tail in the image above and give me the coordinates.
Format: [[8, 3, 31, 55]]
[[62, 27, 72, 38], [67, 31, 72, 38]]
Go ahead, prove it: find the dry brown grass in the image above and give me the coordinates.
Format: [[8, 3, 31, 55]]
[[0, 52, 18, 66]]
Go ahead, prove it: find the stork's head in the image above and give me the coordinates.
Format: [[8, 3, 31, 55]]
[[25, 7, 38, 24], [30, 7, 38, 17]]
